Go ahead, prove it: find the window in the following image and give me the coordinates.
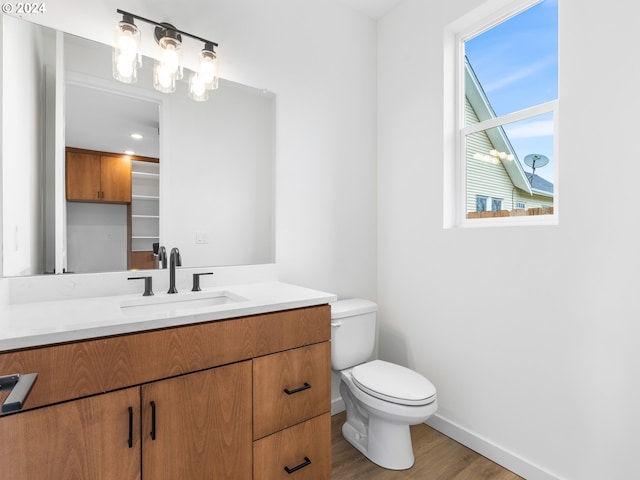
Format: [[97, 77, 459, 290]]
[[476, 195, 487, 212], [475, 195, 503, 213], [455, 0, 558, 225]]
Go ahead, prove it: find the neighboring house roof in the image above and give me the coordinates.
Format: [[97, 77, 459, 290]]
[[528, 173, 553, 194], [465, 57, 553, 198]]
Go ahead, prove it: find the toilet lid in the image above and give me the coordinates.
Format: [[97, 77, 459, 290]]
[[351, 360, 436, 406]]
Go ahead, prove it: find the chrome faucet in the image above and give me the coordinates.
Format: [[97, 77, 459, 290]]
[[168, 247, 182, 294]]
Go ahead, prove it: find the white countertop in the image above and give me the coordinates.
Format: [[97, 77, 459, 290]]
[[0, 282, 337, 352]]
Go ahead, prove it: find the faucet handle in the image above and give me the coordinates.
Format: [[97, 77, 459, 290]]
[[128, 276, 154, 296], [192, 272, 213, 292]]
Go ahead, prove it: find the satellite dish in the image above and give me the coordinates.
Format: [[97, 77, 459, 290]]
[[524, 154, 549, 186], [524, 154, 549, 169]]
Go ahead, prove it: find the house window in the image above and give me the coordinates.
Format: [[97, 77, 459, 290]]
[[476, 195, 487, 212], [456, 0, 558, 225], [476, 196, 503, 213]]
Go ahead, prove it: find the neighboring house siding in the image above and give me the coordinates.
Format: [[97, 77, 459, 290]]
[[512, 188, 553, 211], [465, 99, 553, 213]]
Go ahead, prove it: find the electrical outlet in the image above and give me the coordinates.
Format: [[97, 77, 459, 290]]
[[195, 232, 209, 244]]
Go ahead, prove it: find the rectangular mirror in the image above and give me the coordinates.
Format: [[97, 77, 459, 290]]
[[1, 14, 275, 277]]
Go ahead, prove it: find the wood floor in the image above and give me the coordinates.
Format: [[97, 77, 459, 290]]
[[331, 412, 523, 480]]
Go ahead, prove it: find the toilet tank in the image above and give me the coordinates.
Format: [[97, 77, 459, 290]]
[[330, 299, 377, 371]]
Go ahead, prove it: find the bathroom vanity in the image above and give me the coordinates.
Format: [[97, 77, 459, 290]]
[[0, 283, 334, 479]]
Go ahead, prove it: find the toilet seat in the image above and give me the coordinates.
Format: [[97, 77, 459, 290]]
[[351, 360, 436, 406]]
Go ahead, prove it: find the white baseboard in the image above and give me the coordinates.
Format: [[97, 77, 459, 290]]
[[331, 397, 345, 415], [426, 414, 565, 480]]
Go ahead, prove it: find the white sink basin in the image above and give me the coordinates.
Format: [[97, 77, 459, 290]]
[[120, 291, 248, 317]]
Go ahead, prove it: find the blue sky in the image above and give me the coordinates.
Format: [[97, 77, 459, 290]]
[[465, 0, 557, 183]]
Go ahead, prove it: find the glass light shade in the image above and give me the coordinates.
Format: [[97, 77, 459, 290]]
[[113, 18, 141, 84], [153, 62, 176, 93], [157, 35, 183, 79], [189, 72, 209, 101], [198, 48, 219, 90]]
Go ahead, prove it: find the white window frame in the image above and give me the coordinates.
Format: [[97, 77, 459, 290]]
[[443, 0, 559, 228]]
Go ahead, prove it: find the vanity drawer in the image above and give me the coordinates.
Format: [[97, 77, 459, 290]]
[[253, 342, 330, 440], [253, 413, 331, 480]]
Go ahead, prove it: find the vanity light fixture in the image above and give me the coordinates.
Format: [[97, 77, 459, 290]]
[[114, 9, 219, 101]]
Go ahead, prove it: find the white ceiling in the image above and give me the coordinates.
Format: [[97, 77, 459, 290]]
[[65, 83, 160, 158], [336, 0, 404, 19]]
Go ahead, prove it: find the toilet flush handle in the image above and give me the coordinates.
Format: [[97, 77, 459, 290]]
[[331, 320, 342, 327]]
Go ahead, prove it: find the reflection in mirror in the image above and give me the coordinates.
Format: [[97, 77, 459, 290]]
[[64, 83, 160, 274], [2, 15, 275, 277]]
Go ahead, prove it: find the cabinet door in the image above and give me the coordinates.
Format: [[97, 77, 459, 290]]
[[66, 151, 101, 201], [141, 361, 252, 480], [101, 154, 132, 202], [0, 387, 140, 479]]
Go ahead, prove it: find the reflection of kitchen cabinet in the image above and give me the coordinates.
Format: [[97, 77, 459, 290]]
[[66, 147, 132, 203], [130, 159, 160, 269], [0, 305, 331, 480]]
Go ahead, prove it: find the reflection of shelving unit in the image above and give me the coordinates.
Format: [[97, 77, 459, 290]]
[[129, 160, 160, 269]]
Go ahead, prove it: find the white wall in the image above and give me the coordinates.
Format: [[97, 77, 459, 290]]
[[378, 0, 640, 479]]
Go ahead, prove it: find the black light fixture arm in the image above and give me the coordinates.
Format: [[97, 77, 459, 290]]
[[116, 9, 218, 48]]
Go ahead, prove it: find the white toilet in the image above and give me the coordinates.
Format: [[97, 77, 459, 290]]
[[331, 299, 437, 470]]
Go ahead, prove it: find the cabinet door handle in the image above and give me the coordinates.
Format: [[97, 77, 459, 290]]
[[128, 406, 134, 448], [150, 401, 157, 440], [284, 456, 311, 474], [284, 382, 311, 395]]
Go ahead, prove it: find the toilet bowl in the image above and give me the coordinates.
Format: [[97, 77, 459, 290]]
[[331, 299, 437, 470]]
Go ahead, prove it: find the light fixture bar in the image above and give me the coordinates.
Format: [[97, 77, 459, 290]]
[[116, 9, 218, 48]]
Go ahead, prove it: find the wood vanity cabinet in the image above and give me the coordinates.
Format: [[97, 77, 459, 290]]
[[66, 147, 132, 203], [0, 305, 331, 480]]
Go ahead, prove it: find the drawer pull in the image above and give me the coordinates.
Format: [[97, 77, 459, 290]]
[[150, 401, 157, 440], [284, 382, 311, 395], [0, 372, 38, 413], [128, 407, 134, 448], [284, 456, 311, 474]]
